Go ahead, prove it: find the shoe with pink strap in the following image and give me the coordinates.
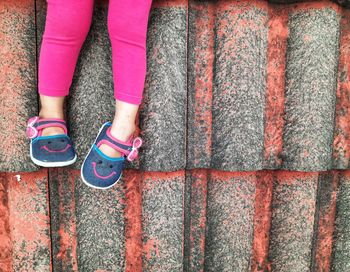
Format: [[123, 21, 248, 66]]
[[81, 121, 142, 189], [26, 116, 77, 167]]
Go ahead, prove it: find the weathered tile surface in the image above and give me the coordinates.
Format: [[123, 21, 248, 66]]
[[139, 1, 188, 171], [331, 171, 350, 271], [2, 1, 350, 272], [49, 168, 78, 272], [0, 0, 38, 172], [75, 172, 126, 271], [204, 171, 256, 271], [142, 171, 185, 271], [281, 6, 340, 171], [268, 171, 318, 272], [4, 170, 51, 272], [210, 1, 268, 171]]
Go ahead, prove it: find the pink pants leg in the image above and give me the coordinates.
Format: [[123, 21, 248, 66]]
[[38, 0, 153, 105]]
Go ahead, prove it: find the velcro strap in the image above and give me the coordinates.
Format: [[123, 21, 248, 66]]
[[97, 139, 132, 157], [96, 126, 133, 156], [34, 119, 68, 135]]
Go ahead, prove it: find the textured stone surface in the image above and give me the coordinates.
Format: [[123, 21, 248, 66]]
[[331, 171, 350, 272], [268, 172, 318, 272], [5, 170, 51, 272], [332, 9, 350, 169], [211, 1, 268, 171], [263, 5, 289, 170], [0, 174, 12, 272], [187, 1, 215, 169], [3, 1, 350, 272], [123, 170, 143, 272], [269, 0, 350, 8], [142, 171, 185, 271], [0, 0, 38, 172], [281, 7, 340, 171], [75, 173, 125, 271], [250, 171, 273, 271], [204, 171, 256, 271], [311, 171, 338, 272], [139, 3, 188, 171], [2, 0, 349, 174], [184, 169, 208, 272], [49, 168, 78, 272]]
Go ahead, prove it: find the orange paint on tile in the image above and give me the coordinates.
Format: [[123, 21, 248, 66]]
[[191, 1, 215, 161], [124, 170, 143, 272], [333, 9, 350, 166], [152, 0, 188, 8], [275, 170, 319, 185], [141, 170, 185, 191], [0, 174, 13, 272], [143, 238, 160, 260], [289, 0, 341, 13], [250, 170, 273, 272], [263, 5, 289, 167], [188, 169, 208, 270], [6, 170, 52, 272], [210, 169, 257, 182], [56, 170, 78, 271], [313, 171, 339, 271]]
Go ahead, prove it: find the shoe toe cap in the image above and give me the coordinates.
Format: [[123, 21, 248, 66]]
[[81, 146, 124, 189]]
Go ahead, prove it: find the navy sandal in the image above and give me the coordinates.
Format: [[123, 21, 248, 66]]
[[81, 122, 142, 190], [26, 116, 77, 167]]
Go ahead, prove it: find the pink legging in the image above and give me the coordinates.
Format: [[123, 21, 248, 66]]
[[38, 0, 153, 105]]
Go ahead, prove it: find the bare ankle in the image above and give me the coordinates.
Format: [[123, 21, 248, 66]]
[[39, 108, 65, 120], [110, 123, 136, 142]]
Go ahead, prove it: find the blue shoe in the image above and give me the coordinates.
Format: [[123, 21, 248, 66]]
[[26, 116, 77, 167], [81, 122, 143, 190]]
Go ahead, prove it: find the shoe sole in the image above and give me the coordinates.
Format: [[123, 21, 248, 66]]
[[80, 122, 122, 190], [30, 140, 77, 167]]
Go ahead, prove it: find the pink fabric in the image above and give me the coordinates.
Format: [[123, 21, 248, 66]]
[[41, 144, 72, 153], [38, 0, 153, 105], [92, 162, 117, 179]]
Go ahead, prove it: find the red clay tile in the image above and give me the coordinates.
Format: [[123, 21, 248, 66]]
[[0, 174, 12, 272], [251, 171, 274, 272], [331, 170, 350, 271], [311, 171, 339, 271], [205, 170, 256, 270], [124, 170, 143, 272], [333, 9, 350, 168], [48, 168, 78, 272], [2, 1, 350, 271], [141, 171, 185, 271], [4, 170, 51, 271], [268, 171, 318, 271], [187, 1, 215, 168], [185, 169, 209, 271]]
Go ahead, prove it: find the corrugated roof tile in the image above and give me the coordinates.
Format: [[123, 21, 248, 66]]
[[0, 0, 38, 172], [0, 170, 51, 271], [2, 1, 350, 271], [141, 171, 185, 271], [268, 171, 318, 271]]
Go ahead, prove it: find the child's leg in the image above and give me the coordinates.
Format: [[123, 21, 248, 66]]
[[107, 0, 153, 104], [38, 0, 94, 135], [100, 0, 152, 157]]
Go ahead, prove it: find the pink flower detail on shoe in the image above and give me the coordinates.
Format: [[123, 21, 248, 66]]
[[127, 137, 143, 162], [26, 116, 39, 139]]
